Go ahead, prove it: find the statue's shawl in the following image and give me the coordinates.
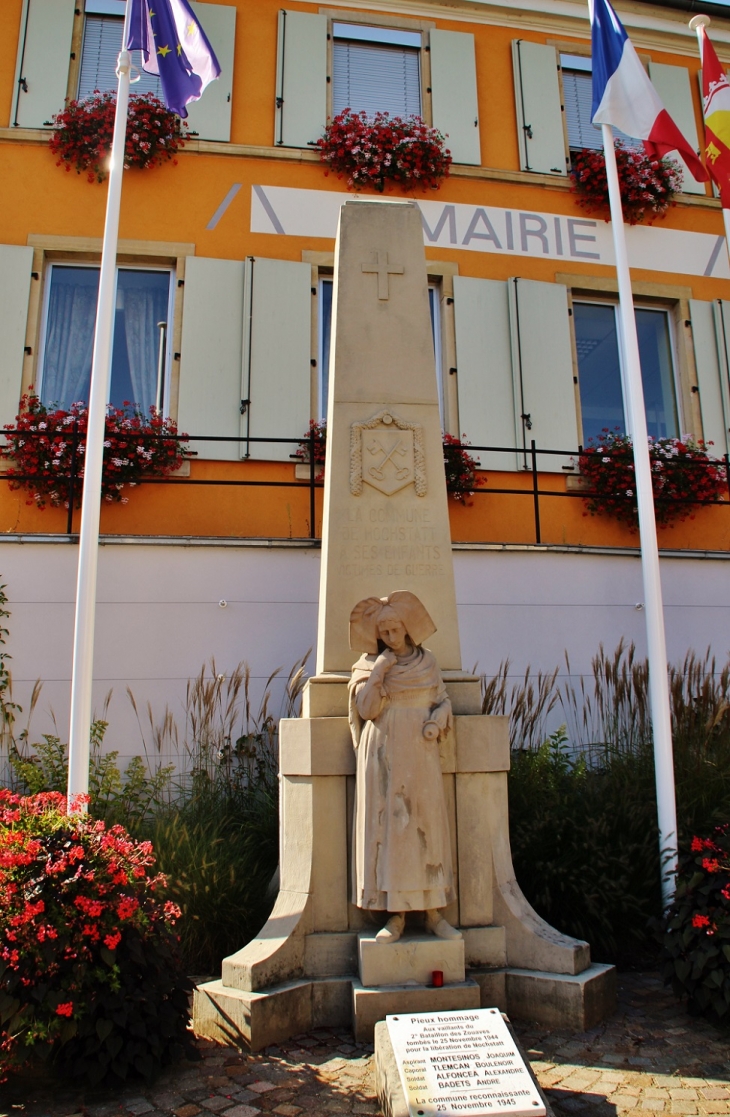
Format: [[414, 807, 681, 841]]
[[347, 646, 445, 749]]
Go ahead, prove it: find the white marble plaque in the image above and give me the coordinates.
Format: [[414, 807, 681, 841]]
[[386, 1008, 546, 1117]]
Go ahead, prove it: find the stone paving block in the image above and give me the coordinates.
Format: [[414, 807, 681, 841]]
[[613, 1097, 640, 1109], [670, 1104, 699, 1115], [201, 1100, 232, 1112], [221, 1107, 260, 1117], [702, 1091, 730, 1101], [174, 1108, 202, 1117], [672, 1090, 700, 1100]]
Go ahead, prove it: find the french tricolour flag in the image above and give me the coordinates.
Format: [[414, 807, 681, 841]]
[[590, 0, 708, 182]]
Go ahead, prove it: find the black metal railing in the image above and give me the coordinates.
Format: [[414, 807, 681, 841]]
[[2, 427, 729, 547]]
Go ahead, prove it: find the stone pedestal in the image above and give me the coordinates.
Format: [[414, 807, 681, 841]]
[[358, 933, 465, 986], [193, 677, 616, 1048]]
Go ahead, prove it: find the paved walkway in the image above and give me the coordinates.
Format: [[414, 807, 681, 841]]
[[2, 973, 728, 1117]]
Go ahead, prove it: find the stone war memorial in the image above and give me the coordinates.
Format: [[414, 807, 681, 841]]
[[193, 200, 616, 1054]]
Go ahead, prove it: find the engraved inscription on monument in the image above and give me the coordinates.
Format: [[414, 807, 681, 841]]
[[350, 410, 426, 498], [387, 1009, 547, 1117]]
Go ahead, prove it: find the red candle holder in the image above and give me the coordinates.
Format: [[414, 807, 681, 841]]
[[432, 970, 444, 987]]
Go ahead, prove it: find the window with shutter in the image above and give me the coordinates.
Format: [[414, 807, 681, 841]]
[[689, 299, 730, 454], [0, 246, 33, 429], [38, 264, 173, 412], [573, 300, 680, 442], [560, 54, 640, 153], [332, 23, 421, 118], [78, 8, 162, 100]]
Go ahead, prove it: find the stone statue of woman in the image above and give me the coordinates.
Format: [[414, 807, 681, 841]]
[[348, 591, 462, 944]]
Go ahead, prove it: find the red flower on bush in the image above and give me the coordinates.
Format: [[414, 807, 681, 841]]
[[48, 91, 185, 183], [0, 790, 193, 1084], [570, 142, 682, 225], [577, 430, 726, 530], [442, 433, 484, 504], [316, 110, 451, 193], [661, 825, 730, 1020], [1, 392, 189, 510]]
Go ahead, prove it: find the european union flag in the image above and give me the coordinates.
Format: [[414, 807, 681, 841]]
[[127, 0, 221, 118]]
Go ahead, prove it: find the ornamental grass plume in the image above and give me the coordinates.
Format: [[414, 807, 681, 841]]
[[48, 91, 185, 183], [0, 790, 195, 1085], [1, 392, 189, 509], [570, 142, 682, 225], [316, 109, 451, 193]]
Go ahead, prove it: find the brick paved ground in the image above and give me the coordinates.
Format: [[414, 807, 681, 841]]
[[2, 972, 728, 1117]]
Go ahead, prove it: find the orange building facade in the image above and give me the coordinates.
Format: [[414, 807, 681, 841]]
[[2, 0, 730, 552]]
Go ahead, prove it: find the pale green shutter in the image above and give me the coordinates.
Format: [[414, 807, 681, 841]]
[[243, 258, 312, 462], [690, 299, 730, 454], [429, 30, 480, 167], [177, 256, 245, 461], [649, 62, 705, 196], [509, 279, 579, 472], [185, 2, 235, 142], [13, 0, 76, 128], [452, 276, 517, 472], [0, 246, 33, 428], [275, 10, 327, 148], [512, 40, 567, 176]]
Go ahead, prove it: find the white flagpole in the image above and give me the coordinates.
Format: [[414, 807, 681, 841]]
[[688, 17, 730, 265], [66, 3, 133, 812], [602, 126, 678, 907]]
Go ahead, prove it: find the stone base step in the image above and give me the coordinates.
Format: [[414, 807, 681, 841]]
[[192, 962, 616, 1050], [471, 962, 617, 1033], [358, 931, 465, 987], [352, 979, 482, 1043]]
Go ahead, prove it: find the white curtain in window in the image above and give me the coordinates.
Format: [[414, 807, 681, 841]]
[[122, 287, 160, 412], [332, 40, 420, 117], [43, 274, 97, 407]]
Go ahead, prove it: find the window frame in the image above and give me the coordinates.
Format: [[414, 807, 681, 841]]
[[36, 260, 176, 413], [21, 237, 191, 424], [77, 8, 163, 101], [319, 8, 435, 125], [571, 292, 686, 445]]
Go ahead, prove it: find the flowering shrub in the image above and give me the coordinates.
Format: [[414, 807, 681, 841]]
[[48, 91, 185, 183], [1, 392, 189, 509], [294, 419, 327, 479], [660, 826, 730, 1021], [316, 110, 451, 193], [0, 790, 194, 1084], [577, 430, 725, 529], [570, 143, 683, 225], [442, 433, 484, 504]]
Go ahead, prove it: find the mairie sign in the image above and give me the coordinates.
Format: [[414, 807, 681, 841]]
[[249, 183, 730, 281]]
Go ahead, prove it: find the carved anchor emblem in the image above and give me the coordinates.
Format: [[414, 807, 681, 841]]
[[368, 436, 410, 482]]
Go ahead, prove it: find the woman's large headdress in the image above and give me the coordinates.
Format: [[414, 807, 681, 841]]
[[349, 591, 436, 653]]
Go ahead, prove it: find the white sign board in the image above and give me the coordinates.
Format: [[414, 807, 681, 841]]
[[386, 1008, 546, 1117], [249, 184, 730, 281]]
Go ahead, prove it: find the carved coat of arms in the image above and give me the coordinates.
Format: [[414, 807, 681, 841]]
[[350, 410, 426, 497]]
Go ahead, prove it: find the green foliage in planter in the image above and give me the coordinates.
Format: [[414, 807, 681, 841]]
[[0, 791, 194, 1086], [660, 827, 730, 1021]]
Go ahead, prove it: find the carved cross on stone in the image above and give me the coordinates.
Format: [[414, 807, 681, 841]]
[[361, 251, 405, 300]]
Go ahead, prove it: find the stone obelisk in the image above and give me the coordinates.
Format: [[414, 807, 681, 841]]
[[316, 200, 461, 673]]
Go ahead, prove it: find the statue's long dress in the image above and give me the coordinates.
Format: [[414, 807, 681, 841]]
[[349, 646, 455, 911]]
